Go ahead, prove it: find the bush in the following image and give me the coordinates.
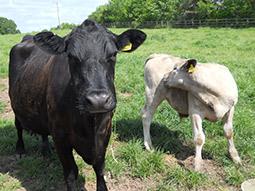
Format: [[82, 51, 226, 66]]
[[51, 22, 77, 30], [0, 17, 20, 35], [88, 0, 255, 24]]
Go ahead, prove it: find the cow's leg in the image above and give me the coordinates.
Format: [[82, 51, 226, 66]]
[[53, 137, 78, 191], [141, 87, 164, 151], [93, 159, 107, 191], [15, 117, 25, 156], [93, 115, 112, 191], [223, 106, 241, 164], [41, 135, 51, 157], [191, 113, 205, 171]]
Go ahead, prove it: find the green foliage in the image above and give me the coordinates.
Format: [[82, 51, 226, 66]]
[[88, 5, 112, 23], [0, 102, 6, 113], [89, 0, 255, 24], [117, 140, 165, 177], [50, 22, 77, 30], [195, 0, 255, 19], [156, 165, 209, 190], [0, 17, 20, 35], [0, 173, 21, 191], [89, 0, 182, 24]]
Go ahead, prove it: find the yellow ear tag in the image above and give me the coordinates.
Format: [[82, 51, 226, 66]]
[[188, 64, 196, 73], [121, 42, 132, 51]]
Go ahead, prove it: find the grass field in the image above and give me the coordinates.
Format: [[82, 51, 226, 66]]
[[0, 27, 255, 191]]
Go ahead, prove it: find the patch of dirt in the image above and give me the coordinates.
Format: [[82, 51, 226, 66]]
[[164, 154, 178, 166], [0, 155, 20, 173], [178, 155, 239, 191], [179, 156, 225, 179], [0, 78, 14, 120], [163, 154, 240, 191], [118, 92, 133, 98], [85, 173, 157, 191]]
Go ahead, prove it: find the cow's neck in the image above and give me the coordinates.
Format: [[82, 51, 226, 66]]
[[71, 111, 113, 164]]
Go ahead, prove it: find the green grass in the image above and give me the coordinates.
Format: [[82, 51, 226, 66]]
[[0, 173, 21, 191], [0, 27, 255, 190], [155, 165, 209, 191], [0, 102, 6, 113]]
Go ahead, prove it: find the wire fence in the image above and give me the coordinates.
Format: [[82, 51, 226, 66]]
[[104, 18, 255, 28]]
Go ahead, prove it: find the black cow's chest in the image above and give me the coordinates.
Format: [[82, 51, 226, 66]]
[[50, 111, 113, 165]]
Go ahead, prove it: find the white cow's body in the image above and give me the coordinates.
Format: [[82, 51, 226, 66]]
[[141, 54, 241, 170]]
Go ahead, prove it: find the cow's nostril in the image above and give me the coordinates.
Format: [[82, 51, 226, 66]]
[[85, 92, 112, 109], [84, 92, 116, 113], [105, 95, 111, 104], [85, 97, 93, 106]]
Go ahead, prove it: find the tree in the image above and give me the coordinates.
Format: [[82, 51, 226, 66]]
[[89, 0, 182, 25], [88, 0, 255, 24], [88, 5, 113, 23], [50, 22, 77, 30], [0, 17, 20, 34]]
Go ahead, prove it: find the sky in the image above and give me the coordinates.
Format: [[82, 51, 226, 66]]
[[0, 0, 109, 33]]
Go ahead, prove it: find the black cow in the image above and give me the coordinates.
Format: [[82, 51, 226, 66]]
[[9, 19, 146, 191]]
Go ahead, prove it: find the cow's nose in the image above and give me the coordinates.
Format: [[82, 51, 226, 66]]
[[85, 91, 115, 113]]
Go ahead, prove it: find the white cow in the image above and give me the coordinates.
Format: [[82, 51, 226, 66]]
[[141, 54, 241, 170]]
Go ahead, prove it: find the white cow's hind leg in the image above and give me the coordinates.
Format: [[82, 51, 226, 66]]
[[141, 87, 164, 151], [191, 113, 205, 171], [223, 106, 241, 164], [141, 106, 153, 151]]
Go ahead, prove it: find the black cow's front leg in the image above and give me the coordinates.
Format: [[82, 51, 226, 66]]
[[93, 159, 107, 191], [93, 115, 112, 191], [53, 135, 78, 191]]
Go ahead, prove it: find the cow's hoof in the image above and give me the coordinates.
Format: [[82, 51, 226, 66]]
[[232, 155, 242, 165], [193, 158, 203, 172], [41, 144, 52, 157], [229, 149, 241, 165], [16, 142, 25, 157], [144, 141, 153, 151], [41, 149, 51, 157], [16, 147, 25, 155], [96, 185, 108, 191], [41, 147, 51, 157]]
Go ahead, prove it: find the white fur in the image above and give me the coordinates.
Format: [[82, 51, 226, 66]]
[[141, 54, 241, 170]]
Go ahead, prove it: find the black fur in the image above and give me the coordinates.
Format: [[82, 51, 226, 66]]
[[9, 19, 146, 191]]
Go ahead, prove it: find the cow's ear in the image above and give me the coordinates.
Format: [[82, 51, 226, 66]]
[[117, 29, 146, 52], [33, 32, 66, 54], [182, 59, 197, 73]]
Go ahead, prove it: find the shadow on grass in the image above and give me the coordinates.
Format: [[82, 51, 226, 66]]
[[0, 122, 85, 191], [115, 118, 213, 160]]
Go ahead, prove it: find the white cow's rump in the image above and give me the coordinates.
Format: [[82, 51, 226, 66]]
[[141, 54, 241, 171]]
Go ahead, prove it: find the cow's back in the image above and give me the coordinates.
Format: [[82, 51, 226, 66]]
[[165, 62, 238, 120], [9, 39, 35, 87], [186, 63, 238, 119], [144, 54, 183, 100], [193, 63, 238, 104], [144, 54, 183, 88]]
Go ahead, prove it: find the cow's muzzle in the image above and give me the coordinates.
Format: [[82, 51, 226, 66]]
[[84, 90, 116, 113]]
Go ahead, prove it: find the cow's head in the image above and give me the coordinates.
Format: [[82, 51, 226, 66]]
[[33, 19, 146, 114], [164, 59, 197, 88]]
